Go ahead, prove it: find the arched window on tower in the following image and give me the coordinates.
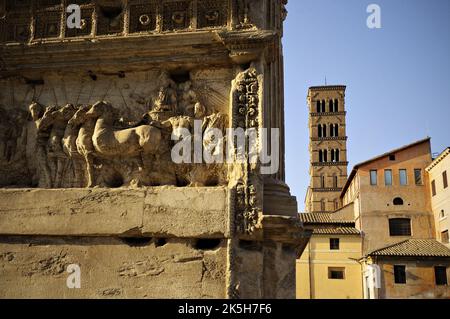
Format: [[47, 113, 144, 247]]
[[316, 101, 321, 113], [323, 124, 327, 138], [335, 149, 340, 162], [319, 150, 323, 162], [331, 149, 335, 162], [324, 150, 328, 162], [329, 100, 334, 112], [334, 99, 339, 112], [321, 175, 325, 188], [318, 124, 322, 138], [333, 175, 338, 188], [321, 100, 326, 113], [334, 124, 339, 137]]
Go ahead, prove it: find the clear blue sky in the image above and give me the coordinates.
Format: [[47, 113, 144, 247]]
[[283, 0, 450, 211]]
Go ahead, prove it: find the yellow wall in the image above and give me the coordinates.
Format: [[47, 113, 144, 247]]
[[426, 150, 450, 248], [296, 235, 363, 299]]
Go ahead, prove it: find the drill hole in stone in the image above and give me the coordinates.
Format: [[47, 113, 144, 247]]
[[120, 237, 152, 247], [155, 238, 167, 247], [241, 62, 251, 70], [88, 70, 97, 81], [176, 176, 189, 187], [104, 171, 124, 188], [204, 177, 219, 187], [170, 70, 190, 84], [194, 239, 222, 251]]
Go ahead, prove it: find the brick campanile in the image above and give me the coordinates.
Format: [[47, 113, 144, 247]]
[[305, 86, 349, 213]]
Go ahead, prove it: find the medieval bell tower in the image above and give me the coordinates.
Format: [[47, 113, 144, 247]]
[[305, 86, 349, 213]]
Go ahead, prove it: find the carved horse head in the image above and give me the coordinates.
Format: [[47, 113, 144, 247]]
[[85, 101, 114, 117], [68, 105, 91, 126]]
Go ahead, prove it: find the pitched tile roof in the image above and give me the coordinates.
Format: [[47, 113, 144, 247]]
[[368, 239, 450, 258], [312, 227, 360, 235], [298, 212, 354, 224]]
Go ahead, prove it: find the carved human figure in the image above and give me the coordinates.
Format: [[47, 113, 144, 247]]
[[29, 102, 53, 188], [43, 104, 77, 188], [153, 71, 178, 114], [178, 80, 200, 117]]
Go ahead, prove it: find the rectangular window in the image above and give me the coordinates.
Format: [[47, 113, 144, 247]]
[[370, 170, 377, 186], [330, 238, 340, 250], [432, 180, 436, 196], [444, 171, 448, 189], [435, 266, 448, 286], [394, 265, 406, 284], [399, 169, 408, 185], [389, 154, 396, 161], [384, 169, 392, 186], [328, 267, 345, 280], [414, 169, 422, 185], [442, 230, 449, 244], [389, 218, 412, 236]]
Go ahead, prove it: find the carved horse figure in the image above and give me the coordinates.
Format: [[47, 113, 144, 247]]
[[68, 105, 97, 187], [38, 103, 77, 188], [86, 101, 162, 170]]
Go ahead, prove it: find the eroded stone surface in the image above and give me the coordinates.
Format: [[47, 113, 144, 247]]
[[0, 237, 226, 299], [0, 187, 228, 238]]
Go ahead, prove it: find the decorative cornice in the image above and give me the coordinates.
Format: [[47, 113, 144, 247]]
[[308, 85, 346, 92], [426, 147, 450, 172], [310, 188, 343, 192], [311, 136, 347, 142], [310, 111, 346, 117], [312, 161, 349, 167]]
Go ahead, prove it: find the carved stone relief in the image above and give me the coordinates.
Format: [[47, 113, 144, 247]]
[[231, 68, 262, 235], [0, 69, 231, 189], [129, 1, 158, 33], [197, 0, 228, 29]]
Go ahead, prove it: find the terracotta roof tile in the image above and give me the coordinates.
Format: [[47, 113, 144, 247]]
[[312, 227, 360, 235], [298, 212, 354, 224], [368, 239, 450, 257]]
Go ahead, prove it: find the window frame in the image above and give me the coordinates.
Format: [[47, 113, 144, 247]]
[[399, 169, 408, 186], [414, 169, 423, 185], [434, 266, 448, 286], [328, 267, 345, 280], [442, 230, 449, 244], [384, 169, 393, 186], [394, 265, 406, 284], [432, 180, 436, 196], [329, 238, 340, 250], [389, 218, 412, 236], [443, 171, 448, 189], [393, 197, 404, 206], [370, 170, 377, 186]]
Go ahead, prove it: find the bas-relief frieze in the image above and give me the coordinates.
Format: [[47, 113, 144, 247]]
[[0, 69, 235, 189]]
